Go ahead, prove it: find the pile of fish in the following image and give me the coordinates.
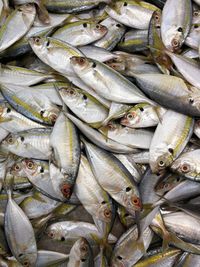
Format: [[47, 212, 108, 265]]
[[1, 0, 200, 266]]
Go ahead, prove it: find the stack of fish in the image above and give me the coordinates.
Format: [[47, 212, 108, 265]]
[[0, 0, 200, 266]]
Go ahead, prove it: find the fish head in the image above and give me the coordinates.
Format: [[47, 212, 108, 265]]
[[29, 36, 47, 54], [1, 133, 19, 149], [21, 159, 43, 177], [18, 254, 35, 267], [59, 86, 80, 101], [98, 200, 112, 223], [111, 253, 128, 267], [150, 148, 173, 174], [91, 23, 107, 37], [10, 161, 25, 177], [163, 27, 183, 52], [70, 56, 94, 74], [46, 223, 65, 241], [171, 157, 195, 177], [70, 237, 90, 262], [122, 186, 142, 213], [40, 107, 59, 125], [121, 107, 142, 127]]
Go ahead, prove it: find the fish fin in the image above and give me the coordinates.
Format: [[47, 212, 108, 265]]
[[36, 2, 50, 25], [4, 170, 14, 199]]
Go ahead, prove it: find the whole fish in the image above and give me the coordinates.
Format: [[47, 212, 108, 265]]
[[4, 176, 37, 266], [149, 110, 194, 173], [83, 140, 142, 215], [52, 21, 107, 47]]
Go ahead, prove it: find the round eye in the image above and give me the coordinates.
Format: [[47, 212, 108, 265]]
[[116, 23, 121, 28], [26, 161, 34, 169], [117, 255, 123, 260], [80, 245, 87, 252], [14, 164, 21, 171], [34, 37, 41, 45], [164, 183, 169, 188], [171, 39, 180, 48], [159, 160, 165, 167], [194, 11, 199, 16], [155, 15, 159, 20], [139, 107, 144, 112], [189, 98, 194, 104], [177, 27, 183, 32], [168, 148, 173, 154], [104, 209, 111, 218], [61, 184, 71, 198], [132, 197, 140, 205], [23, 260, 29, 266], [20, 136, 25, 142], [96, 24, 101, 29], [48, 231, 55, 238], [181, 164, 190, 173], [7, 136, 14, 144], [127, 113, 133, 119]]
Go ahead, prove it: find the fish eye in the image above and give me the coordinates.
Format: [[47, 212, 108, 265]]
[[139, 107, 144, 112], [117, 255, 123, 260], [34, 37, 41, 45], [168, 148, 173, 154], [194, 11, 199, 16], [177, 27, 183, 32], [126, 187, 131, 192], [7, 136, 14, 144], [48, 231, 55, 238], [127, 113, 133, 119], [26, 161, 34, 169], [61, 184, 71, 198], [104, 209, 111, 218], [67, 88, 76, 96], [132, 197, 140, 205], [14, 164, 21, 171], [80, 245, 87, 252], [171, 38, 180, 48], [181, 163, 190, 173], [83, 23, 87, 28], [23, 261, 29, 267], [20, 136, 25, 142], [116, 23, 121, 28], [96, 24, 101, 29], [159, 160, 165, 167]]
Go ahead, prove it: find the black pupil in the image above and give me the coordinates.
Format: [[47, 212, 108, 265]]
[[83, 95, 87, 100], [177, 27, 183, 32], [81, 259, 86, 262], [139, 107, 144, 112], [126, 187, 131, 192], [168, 148, 173, 154], [7, 108, 11, 113], [116, 24, 121, 28], [61, 237, 65, 241], [117, 255, 123, 260], [20, 136, 25, 142], [92, 62, 96, 68], [124, 2, 127, 6], [83, 23, 87, 28], [40, 167, 44, 173], [189, 99, 194, 104]]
